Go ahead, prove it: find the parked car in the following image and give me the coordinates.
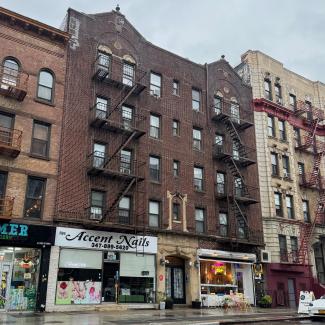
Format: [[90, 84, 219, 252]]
[[309, 295, 325, 317]]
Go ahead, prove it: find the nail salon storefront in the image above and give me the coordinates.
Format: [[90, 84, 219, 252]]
[[0, 222, 55, 312], [46, 227, 157, 311]]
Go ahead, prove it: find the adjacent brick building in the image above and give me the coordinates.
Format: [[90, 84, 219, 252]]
[[236, 50, 325, 307], [0, 7, 68, 311], [46, 7, 263, 311]]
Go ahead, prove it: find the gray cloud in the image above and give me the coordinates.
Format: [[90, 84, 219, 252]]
[[1, 0, 324, 82]]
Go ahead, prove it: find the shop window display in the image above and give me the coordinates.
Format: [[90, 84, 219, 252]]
[[0, 247, 41, 310], [200, 260, 244, 295], [56, 249, 102, 305]]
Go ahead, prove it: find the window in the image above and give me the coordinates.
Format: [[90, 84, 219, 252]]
[[95, 96, 109, 119], [120, 149, 132, 174], [219, 212, 228, 237], [0, 172, 7, 198], [294, 128, 301, 147], [234, 177, 243, 197], [274, 192, 282, 217], [279, 235, 288, 262], [286, 195, 294, 219], [31, 121, 50, 158], [173, 160, 179, 177], [149, 200, 160, 227], [172, 120, 180, 136], [150, 72, 161, 97], [290, 236, 298, 263], [233, 141, 240, 160], [314, 243, 325, 284], [268, 115, 275, 137], [275, 83, 282, 104], [282, 155, 290, 179], [278, 120, 286, 141], [97, 52, 110, 70], [215, 134, 224, 145], [237, 216, 247, 239], [149, 156, 160, 182], [194, 166, 204, 191], [24, 177, 46, 219], [264, 79, 272, 100], [298, 162, 305, 182], [214, 96, 222, 114], [37, 70, 54, 102], [193, 128, 202, 150], [122, 105, 133, 130], [122, 62, 135, 86], [0, 113, 14, 146], [305, 101, 312, 120], [192, 89, 201, 111], [149, 114, 160, 139], [230, 102, 240, 124], [173, 202, 180, 221], [195, 208, 205, 233], [119, 196, 131, 224], [172, 80, 179, 95], [303, 200, 310, 222], [271, 153, 279, 176], [90, 190, 104, 220], [93, 143, 106, 168], [216, 172, 226, 195], [2, 58, 19, 86], [289, 94, 297, 110]]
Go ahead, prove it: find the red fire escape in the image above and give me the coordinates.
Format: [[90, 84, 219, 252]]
[[89, 53, 147, 224], [212, 98, 262, 244], [294, 100, 325, 264]]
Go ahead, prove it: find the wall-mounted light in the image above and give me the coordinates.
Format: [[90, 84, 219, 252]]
[[194, 260, 200, 268], [160, 258, 169, 266]]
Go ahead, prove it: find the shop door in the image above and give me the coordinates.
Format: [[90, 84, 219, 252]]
[[165, 257, 185, 304], [288, 279, 296, 308], [102, 261, 119, 303], [0, 262, 12, 311]]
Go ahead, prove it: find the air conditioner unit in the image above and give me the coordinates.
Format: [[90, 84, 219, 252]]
[[151, 89, 160, 97], [260, 250, 271, 263], [120, 167, 131, 174], [89, 213, 102, 221], [283, 172, 291, 179]]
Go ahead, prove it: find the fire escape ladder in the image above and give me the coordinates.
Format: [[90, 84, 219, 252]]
[[298, 191, 325, 264], [225, 119, 242, 144], [106, 84, 138, 120], [308, 153, 323, 186], [102, 178, 137, 222], [103, 131, 137, 168]]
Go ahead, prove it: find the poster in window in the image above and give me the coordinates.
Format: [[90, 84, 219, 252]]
[[56, 281, 101, 305]]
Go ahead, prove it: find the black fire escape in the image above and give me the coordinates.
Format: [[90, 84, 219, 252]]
[[212, 98, 261, 244], [88, 53, 146, 224]]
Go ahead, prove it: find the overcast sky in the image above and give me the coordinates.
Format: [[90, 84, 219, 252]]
[[2, 0, 325, 82]]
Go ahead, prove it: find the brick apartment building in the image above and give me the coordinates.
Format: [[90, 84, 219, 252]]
[[45, 7, 263, 311], [0, 7, 68, 311], [236, 50, 325, 307]]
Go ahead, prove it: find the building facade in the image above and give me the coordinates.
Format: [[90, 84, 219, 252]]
[[236, 50, 325, 307], [0, 7, 68, 311], [48, 7, 263, 311]]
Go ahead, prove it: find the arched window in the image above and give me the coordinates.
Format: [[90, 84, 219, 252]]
[[37, 70, 54, 102], [2, 58, 19, 86]]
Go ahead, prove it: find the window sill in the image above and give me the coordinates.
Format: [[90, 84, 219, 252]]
[[194, 189, 206, 194], [29, 153, 50, 161], [173, 220, 181, 224], [149, 136, 162, 141], [172, 94, 180, 97], [282, 177, 293, 182], [271, 174, 281, 179], [268, 135, 277, 140], [279, 139, 289, 144], [150, 181, 161, 185], [34, 98, 55, 107]]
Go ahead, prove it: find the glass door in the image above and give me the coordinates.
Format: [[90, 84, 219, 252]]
[[165, 266, 185, 304], [0, 262, 12, 310]]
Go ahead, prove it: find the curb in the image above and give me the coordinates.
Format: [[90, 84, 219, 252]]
[[219, 315, 310, 324]]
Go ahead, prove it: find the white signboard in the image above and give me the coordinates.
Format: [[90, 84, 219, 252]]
[[55, 227, 157, 254], [298, 291, 315, 314]]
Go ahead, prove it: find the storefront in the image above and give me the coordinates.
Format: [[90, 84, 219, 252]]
[[0, 222, 55, 311], [198, 249, 256, 306], [46, 227, 157, 311]]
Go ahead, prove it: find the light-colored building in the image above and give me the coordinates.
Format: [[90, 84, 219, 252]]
[[236, 50, 325, 307]]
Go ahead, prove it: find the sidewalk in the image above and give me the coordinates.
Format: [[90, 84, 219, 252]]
[[0, 307, 309, 325]]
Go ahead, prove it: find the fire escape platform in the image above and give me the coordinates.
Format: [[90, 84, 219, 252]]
[[0, 143, 20, 158], [87, 166, 144, 181], [89, 117, 145, 139]]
